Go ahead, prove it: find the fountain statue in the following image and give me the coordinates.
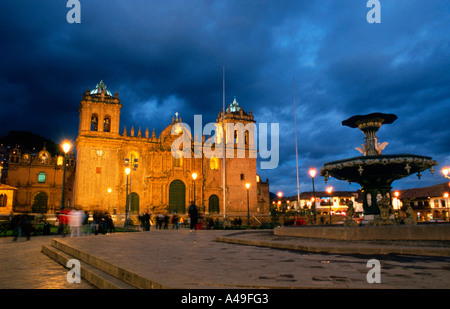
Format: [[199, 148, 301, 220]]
[[320, 113, 437, 225]]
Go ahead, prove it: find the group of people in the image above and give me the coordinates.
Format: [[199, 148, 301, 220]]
[[138, 212, 183, 230], [11, 213, 32, 241], [57, 209, 115, 237], [136, 202, 199, 232]]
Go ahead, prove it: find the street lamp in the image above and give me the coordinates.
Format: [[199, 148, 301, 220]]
[[444, 192, 449, 220], [326, 186, 333, 224], [192, 172, 198, 207], [309, 168, 317, 224], [60, 141, 71, 210], [245, 182, 251, 226], [125, 167, 131, 223], [107, 188, 112, 213], [442, 167, 449, 179], [124, 155, 138, 224]]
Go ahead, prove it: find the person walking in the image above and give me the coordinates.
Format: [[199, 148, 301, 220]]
[[83, 211, 90, 236], [11, 214, 21, 241], [172, 213, 179, 229], [69, 208, 83, 237], [58, 208, 69, 237], [21, 213, 31, 241], [188, 201, 198, 233]]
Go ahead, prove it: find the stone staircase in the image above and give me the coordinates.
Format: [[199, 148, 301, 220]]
[[41, 238, 167, 289]]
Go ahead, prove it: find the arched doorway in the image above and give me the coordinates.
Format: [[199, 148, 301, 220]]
[[127, 192, 139, 214], [209, 194, 220, 214], [169, 180, 186, 214], [32, 192, 48, 213]]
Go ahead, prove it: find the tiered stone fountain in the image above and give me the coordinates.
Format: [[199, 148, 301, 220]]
[[320, 113, 438, 225]]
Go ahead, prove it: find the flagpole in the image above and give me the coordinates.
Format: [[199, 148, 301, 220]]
[[293, 77, 300, 209], [222, 66, 226, 218]]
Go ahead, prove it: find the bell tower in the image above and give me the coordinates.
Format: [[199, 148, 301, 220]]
[[78, 80, 121, 136], [216, 97, 258, 214]]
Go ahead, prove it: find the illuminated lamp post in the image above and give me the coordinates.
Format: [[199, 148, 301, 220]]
[[326, 186, 333, 224], [309, 168, 317, 224], [245, 182, 251, 226], [125, 167, 131, 224], [444, 192, 449, 221], [192, 172, 198, 208], [60, 141, 71, 210], [442, 167, 449, 179], [277, 191, 283, 211], [124, 155, 138, 224], [107, 188, 112, 213]]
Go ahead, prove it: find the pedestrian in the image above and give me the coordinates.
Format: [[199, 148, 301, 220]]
[[142, 211, 151, 231], [172, 213, 179, 229], [163, 214, 169, 229], [156, 214, 164, 229], [83, 211, 90, 236], [105, 213, 115, 234], [11, 214, 21, 241], [188, 201, 198, 233], [93, 211, 100, 235], [21, 213, 31, 241], [58, 208, 69, 237]]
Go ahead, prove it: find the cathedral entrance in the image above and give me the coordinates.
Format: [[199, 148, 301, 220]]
[[127, 192, 139, 214], [32, 192, 48, 213], [169, 180, 186, 214], [209, 194, 220, 214]]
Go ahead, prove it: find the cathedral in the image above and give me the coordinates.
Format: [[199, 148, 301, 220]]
[[73, 81, 270, 218]]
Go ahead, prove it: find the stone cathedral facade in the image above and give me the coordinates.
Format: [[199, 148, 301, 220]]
[[73, 81, 270, 217]]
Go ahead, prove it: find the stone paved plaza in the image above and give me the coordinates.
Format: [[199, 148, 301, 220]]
[[1, 228, 450, 290]]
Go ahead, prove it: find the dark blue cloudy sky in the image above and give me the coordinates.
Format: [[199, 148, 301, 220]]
[[0, 0, 449, 196]]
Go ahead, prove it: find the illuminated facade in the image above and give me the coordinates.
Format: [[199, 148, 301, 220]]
[[73, 81, 270, 217], [5, 146, 75, 213]]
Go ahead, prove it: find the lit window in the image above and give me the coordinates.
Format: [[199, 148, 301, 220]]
[[174, 153, 183, 167], [57, 156, 64, 166], [91, 114, 98, 131], [0, 194, 6, 207], [103, 115, 111, 132], [38, 172, 46, 183], [210, 156, 219, 170]]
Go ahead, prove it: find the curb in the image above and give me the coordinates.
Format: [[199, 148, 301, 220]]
[[215, 236, 450, 257]]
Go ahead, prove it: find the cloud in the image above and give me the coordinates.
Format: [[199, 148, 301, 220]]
[[0, 0, 449, 196]]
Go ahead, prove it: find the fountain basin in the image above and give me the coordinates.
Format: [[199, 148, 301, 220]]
[[274, 224, 450, 241], [321, 154, 437, 186]]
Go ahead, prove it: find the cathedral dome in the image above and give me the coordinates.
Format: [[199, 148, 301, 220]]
[[90, 80, 113, 97], [159, 113, 192, 140]]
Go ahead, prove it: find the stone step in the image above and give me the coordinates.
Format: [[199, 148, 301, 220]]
[[42, 238, 167, 289], [41, 244, 137, 289]]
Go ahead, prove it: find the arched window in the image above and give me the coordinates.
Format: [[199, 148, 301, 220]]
[[38, 152, 49, 164], [38, 172, 46, 183], [0, 194, 6, 207], [91, 114, 98, 131], [103, 115, 111, 132]]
